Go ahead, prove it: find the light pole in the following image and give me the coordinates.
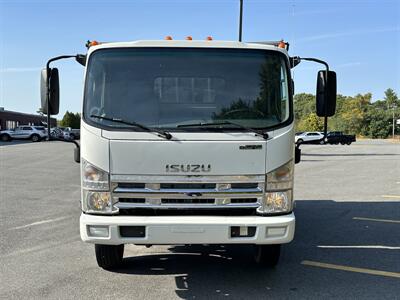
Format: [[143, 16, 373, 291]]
[[391, 105, 397, 139]]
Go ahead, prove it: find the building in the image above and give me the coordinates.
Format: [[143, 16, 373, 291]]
[[0, 108, 57, 130]]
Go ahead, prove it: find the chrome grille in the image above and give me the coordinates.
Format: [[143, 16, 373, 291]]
[[111, 175, 265, 210]]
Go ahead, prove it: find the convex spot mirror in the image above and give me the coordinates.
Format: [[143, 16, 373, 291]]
[[40, 68, 60, 115], [316, 70, 337, 117]]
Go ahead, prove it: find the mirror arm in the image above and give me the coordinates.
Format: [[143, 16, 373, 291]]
[[295, 57, 330, 140], [52, 137, 80, 163], [45, 54, 85, 141]]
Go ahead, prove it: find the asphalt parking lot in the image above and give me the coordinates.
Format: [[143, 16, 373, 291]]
[[1, 140, 399, 299]]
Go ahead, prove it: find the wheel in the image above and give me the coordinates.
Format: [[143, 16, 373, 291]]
[[340, 141, 345, 145], [296, 139, 303, 145], [0, 134, 11, 142], [253, 244, 281, 267], [346, 141, 351, 145], [31, 134, 40, 142], [95, 244, 124, 270], [319, 139, 325, 145], [69, 134, 75, 140]]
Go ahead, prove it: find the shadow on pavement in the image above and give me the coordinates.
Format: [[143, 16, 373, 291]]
[[0, 140, 37, 146], [111, 200, 400, 299]]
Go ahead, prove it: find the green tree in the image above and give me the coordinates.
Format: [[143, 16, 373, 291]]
[[384, 88, 399, 109], [339, 93, 371, 134], [294, 89, 398, 138], [60, 111, 80, 128], [293, 93, 315, 120], [364, 108, 392, 138], [298, 113, 324, 131]]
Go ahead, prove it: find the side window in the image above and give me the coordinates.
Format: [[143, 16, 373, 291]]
[[22, 126, 32, 131], [279, 64, 289, 121]]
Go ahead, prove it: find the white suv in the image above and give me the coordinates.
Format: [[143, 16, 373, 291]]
[[295, 131, 324, 145], [0, 126, 48, 142]]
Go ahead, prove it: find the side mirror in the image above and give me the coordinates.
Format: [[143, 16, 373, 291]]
[[40, 68, 60, 115], [316, 70, 336, 117], [74, 146, 80, 163], [295, 146, 301, 164]]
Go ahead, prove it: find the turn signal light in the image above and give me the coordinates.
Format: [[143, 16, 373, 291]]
[[206, 36, 213, 41], [165, 36, 173, 40], [185, 36, 193, 40]]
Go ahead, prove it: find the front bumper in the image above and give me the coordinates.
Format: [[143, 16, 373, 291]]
[[80, 213, 295, 245]]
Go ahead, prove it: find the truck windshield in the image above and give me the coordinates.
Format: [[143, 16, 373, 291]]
[[83, 48, 291, 130]]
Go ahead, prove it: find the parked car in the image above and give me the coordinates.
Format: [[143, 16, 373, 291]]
[[295, 131, 325, 145], [63, 127, 80, 140], [50, 127, 66, 139], [0, 125, 48, 142], [326, 131, 356, 145]]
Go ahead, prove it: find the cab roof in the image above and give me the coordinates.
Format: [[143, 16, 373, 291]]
[[86, 40, 289, 57]]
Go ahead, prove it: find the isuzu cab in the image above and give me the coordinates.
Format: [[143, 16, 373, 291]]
[[40, 38, 336, 269]]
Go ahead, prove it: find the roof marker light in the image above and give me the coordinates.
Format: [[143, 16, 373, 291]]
[[278, 40, 286, 49], [185, 36, 193, 40], [86, 40, 100, 48], [206, 36, 213, 41], [165, 36, 173, 40]]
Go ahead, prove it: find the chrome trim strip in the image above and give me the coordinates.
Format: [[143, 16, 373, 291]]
[[111, 174, 265, 183], [111, 175, 265, 210], [116, 202, 260, 209], [114, 187, 263, 194], [113, 193, 262, 199]]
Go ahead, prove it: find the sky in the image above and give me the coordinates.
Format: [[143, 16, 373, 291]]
[[0, 0, 399, 117]]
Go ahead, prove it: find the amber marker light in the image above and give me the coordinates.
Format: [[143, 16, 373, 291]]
[[165, 36, 173, 40], [278, 40, 286, 48]]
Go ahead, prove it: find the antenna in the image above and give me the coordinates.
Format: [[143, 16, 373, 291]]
[[239, 0, 243, 42]]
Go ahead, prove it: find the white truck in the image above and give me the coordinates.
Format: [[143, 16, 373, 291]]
[[40, 37, 336, 270]]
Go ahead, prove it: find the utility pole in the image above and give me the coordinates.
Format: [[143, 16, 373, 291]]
[[239, 0, 243, 42], [393, 106, 395, 139]]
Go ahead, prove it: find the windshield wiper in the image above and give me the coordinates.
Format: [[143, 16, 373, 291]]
[[177, 121, 269, 139], [90, 115, 172, 140]]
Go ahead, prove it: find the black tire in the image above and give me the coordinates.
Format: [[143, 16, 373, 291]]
[[69, 134, 75, 140], [319, 139, 325, 145], [253, 244, 281, 267], [0, 134, 11, 142], [95, 244, 124, 270], [31, 134, 40, 142], [346, 141, 351, 145], [296, 139, 303, 145], [340, 141, 345, 145]]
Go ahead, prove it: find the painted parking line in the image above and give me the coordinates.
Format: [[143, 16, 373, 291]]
[[317, 245, 400, 250], [353, 217, 400, 224], [9, 216, 69, 230], [301, 260, 400, 279], [382, 195, 400, 199]]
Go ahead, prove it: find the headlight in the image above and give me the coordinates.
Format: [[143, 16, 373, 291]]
[[82, 190, 113, 214], [81, 160, 117, 214], [258, 160, 294, 215], [82, 159, 109, 190]]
